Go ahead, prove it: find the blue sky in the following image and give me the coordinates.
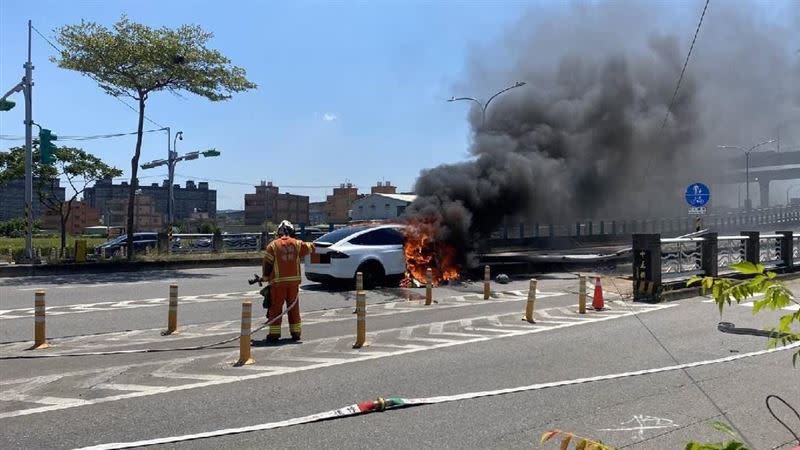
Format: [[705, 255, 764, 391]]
[[0, 0, 538, 210]]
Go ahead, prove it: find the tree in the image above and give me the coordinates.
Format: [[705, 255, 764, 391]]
[[53, 16, 257, 260], [262, 221, 278, 234], [0, 218, 40, 237], [0, 145, 122, 256], [193, 218, 219, 234]]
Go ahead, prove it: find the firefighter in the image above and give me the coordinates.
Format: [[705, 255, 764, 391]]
[[262, 220, 314, 343]]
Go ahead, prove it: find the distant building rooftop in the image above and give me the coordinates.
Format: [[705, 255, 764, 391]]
[[374, 193, 416, 203]]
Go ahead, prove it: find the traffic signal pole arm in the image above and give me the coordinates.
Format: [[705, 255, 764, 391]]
[[0, 80, 24, 111]]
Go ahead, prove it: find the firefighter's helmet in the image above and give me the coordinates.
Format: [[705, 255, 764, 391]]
[[277, 220, 295, 236]]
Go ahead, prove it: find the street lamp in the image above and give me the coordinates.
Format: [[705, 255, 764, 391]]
[[718, 139, 775, 211], [140, 139, 221, 230], [448, 81, 527, 128]]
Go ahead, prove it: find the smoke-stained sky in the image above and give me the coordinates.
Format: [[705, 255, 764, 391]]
[[408, 0, 800, 254]]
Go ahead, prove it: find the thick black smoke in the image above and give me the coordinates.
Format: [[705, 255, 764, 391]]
[[407, 1, 800, 260]]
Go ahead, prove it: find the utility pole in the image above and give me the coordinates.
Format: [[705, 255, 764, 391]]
[[24, 20, 34, 262], [2, 21, 36, 262], [141, 142, 220, 243], [169, 131, 183, 227]]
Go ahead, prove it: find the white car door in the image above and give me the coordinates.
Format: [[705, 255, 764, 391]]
[[347, 227, 406, 276]]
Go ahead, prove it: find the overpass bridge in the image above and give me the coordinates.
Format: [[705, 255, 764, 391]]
[[711, 150, 800, 207]]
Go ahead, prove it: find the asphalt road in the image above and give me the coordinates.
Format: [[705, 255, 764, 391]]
[[1, 267, 798, 449], [0, 266, 585, 342]]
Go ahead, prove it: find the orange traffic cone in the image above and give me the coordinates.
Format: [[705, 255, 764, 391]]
[[592, 276, 605, 310]]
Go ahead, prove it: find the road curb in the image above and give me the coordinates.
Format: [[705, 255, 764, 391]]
[[640, 270, 800, 304], [0, 256, 263, 278]]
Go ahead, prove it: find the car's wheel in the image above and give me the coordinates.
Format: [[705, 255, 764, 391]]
[[356, 260, 385, 290]]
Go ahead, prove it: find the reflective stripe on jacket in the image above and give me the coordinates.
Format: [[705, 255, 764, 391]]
[[263, 236, 314, 284]]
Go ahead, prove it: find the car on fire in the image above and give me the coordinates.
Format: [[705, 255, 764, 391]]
[[304, 224, 406, 289]]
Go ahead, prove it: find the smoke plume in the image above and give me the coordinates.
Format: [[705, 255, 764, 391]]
[[407, 1, 800, 262]]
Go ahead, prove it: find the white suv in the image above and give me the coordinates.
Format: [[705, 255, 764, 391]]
[[304, 224, 406, 288]]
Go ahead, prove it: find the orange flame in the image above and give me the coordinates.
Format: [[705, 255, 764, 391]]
[[401, 218, 461, 286]]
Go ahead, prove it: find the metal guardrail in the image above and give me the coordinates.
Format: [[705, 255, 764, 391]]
[[661, 239, 702, 277], [171, 233, 262, 253], [632, 230, 799, 301], [495, 205, 800, 240]]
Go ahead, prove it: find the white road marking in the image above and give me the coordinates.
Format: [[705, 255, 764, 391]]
[[599, 415, 680, 438], [93, 383, 163, 393], [0, 303, 675, 419], [701, 297, 800, 311], [536, 310, 581, 323], [0, 291, 261, 319], [75, 341, 800, 450], [0, 289, 565, 321]]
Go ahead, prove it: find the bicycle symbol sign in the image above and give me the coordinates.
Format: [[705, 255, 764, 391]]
[[685, 183, 710, 207]]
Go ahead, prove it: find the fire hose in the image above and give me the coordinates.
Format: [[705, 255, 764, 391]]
[[0, 276, 295, 360], [717, 321, 798, 340]]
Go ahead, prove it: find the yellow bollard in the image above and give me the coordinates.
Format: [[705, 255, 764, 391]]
[[235, 300, 255, 366], [163, 284, 179, 335], [353, 272, 368, 349], [425, 268, 433, 306], [578, 275, 587, 314], [30, 291, 49, 350], [75, 240, 87, 263], [483, 265, 491, 300], [523, 279, 537, 323]]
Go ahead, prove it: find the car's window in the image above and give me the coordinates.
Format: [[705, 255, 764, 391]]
[[350, 228, 404, 246], [315, 227, 368, 244]]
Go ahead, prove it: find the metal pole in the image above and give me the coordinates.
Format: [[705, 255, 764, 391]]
[[745, 152, 750, 211], [24, 20, 33, 262], [165, 126, 170, 227], [169, 131, 182, 228]]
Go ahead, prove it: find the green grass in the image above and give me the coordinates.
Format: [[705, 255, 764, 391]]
[[0, 235, 264, 264], [0, 236, 108, 254]]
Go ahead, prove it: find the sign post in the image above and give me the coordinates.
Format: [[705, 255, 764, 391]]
[[685, 183, 710, 231]]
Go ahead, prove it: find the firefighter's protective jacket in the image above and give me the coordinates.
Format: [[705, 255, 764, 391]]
[[263, 236, 314, 284]]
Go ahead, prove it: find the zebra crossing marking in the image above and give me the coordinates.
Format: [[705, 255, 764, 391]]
[[0, 301, 674, 419]]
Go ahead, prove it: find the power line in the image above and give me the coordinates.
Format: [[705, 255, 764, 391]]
[[30, 24, 166, 129], [1, 128, 166, 142], [644, 0, 711, 219], [658, 0, 710, 133], [67, 174, 168, 184], [172, 173, 353, 189]]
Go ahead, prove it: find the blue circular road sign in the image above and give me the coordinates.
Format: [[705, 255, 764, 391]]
[[685, 182, 710, 207]]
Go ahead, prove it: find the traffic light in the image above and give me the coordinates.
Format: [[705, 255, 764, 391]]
[[39, 129, 58, 164], [0, 99, 15, 111], [202, 149, 220, 157]]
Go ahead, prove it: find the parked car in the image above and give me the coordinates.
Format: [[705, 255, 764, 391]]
[[304, 224, 406, 288], [95, 232, 178, 257]]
